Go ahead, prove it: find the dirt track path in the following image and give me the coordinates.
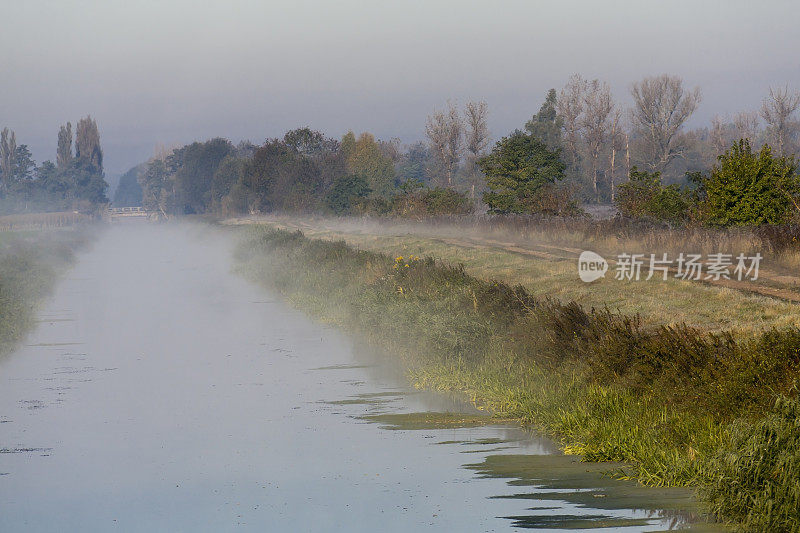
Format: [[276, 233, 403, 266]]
[[437, 235, 800, 303]]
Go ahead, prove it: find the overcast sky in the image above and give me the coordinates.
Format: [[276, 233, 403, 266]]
[[2, 0, 800, 178]]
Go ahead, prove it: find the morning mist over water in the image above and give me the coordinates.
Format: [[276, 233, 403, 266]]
[[1, 1, 800, 531]]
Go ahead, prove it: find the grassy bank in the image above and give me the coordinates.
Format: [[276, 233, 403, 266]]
[[236, 215, 800, 335], [0, 227, 94, 356], [234, 225, 800, 531]]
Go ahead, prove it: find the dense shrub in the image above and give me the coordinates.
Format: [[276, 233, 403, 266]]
[[391, 186, 474, 218], [615, 167, 689, 224], [519, 183, 585, 216], [419, 188, 473, 216], [325, 175, 371, 215], [700, 140, 800, 226]]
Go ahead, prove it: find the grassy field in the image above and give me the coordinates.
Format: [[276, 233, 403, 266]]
[[0, 227, 94, 357], [228, 215, 800, 335], [232, 222, 800, 531]]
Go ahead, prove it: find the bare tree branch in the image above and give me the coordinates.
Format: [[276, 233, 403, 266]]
[[557, 74, 587, 172], [630, 74, 701, 173], [581, 79, 614, 200], [760, 86, 800, 156], [463, 100, 489, 197], [426, 101, 463, 187]]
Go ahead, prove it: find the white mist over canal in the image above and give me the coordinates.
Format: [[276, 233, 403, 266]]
[[0, 223, 713, 531]]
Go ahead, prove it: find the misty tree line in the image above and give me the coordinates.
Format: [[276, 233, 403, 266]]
[[558, 75, 795, 203], [427, 74, 800, 210], [551, 75, 799, 203], [2, 73, 795, 224], [113, 73, 800, 225], [119, 129, 472, 218], [0, 116, 107, 214]]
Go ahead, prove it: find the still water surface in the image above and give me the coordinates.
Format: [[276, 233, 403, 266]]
[[0, 224, 718, 531]]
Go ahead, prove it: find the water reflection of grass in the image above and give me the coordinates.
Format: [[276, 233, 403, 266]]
[[359, 412, 505, 430], [311, 363, 374, 370], [234, 225, 799, 531], [471, 454, 723, 531]]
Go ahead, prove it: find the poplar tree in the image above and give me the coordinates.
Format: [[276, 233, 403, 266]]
[[75, 116, 103, 172], [57, 122, 73, 168], [0, 128, 16, 193]]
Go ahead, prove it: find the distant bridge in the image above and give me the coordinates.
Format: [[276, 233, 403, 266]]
[[107, 207, 150, 219]]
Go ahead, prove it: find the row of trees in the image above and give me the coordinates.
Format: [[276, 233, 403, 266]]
[[125, 128, 472, 219], [112, 73, 800, 227], [479, 128, 800, 227], [0, 117, 108, 214], [418, 75, 799, 207]]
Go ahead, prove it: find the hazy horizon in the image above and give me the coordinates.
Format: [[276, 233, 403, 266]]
[[3, 0, 799, 179]]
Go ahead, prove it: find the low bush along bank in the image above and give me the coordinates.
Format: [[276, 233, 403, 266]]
[[233, 225, 800, 531], [0, 227, 93, 356]]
